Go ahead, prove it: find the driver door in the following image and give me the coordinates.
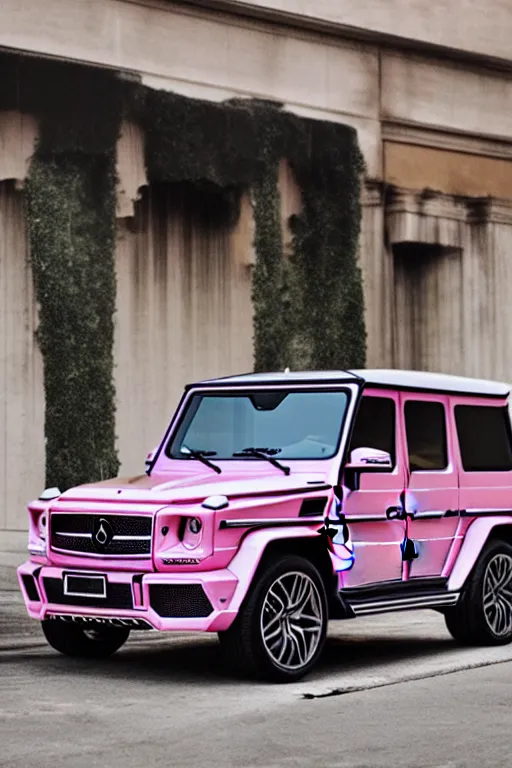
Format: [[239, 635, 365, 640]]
[[340, 390, 406, 587]]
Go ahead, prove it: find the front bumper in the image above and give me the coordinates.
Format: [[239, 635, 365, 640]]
[[17, 560, 239, 633]]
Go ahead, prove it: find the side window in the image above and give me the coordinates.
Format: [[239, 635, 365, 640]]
[[405, 401, 448, 471], [455, 405, 512, 472], [350, 396, 396, 466]]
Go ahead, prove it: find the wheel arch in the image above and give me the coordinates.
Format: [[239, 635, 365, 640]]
[[226, 527, 344, 618], [448, 518, 512, 591]]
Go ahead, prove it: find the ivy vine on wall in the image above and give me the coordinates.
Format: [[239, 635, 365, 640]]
[[1, 52, 365, 490], [1, 55, 121, 489], [26, 154, 119, 489], [135, 90, 367, 371], [287, 120, 367, 370]]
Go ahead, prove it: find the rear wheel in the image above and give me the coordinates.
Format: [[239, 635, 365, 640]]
[[42, 620, 130, 658], [445, 540, 512, 646], [219, 555, 328, 682]]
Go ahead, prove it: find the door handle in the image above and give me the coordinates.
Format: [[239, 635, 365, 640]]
[[386, 506, 405, 520]]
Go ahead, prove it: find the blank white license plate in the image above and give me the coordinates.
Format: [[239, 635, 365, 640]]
[[63, 573, 107, 598]]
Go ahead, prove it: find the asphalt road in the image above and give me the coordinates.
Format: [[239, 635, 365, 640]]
[[1, 604, 512, 768]]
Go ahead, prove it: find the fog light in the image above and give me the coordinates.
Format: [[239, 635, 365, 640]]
[[188, 518, 202, 535]]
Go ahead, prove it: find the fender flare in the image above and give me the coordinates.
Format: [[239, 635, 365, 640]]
[[226, 526, 334, 613], [447, 517, 512, 591]]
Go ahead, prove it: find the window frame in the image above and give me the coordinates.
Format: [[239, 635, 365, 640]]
[[403, 398, 449, 473], [348, 393, 397, 471]]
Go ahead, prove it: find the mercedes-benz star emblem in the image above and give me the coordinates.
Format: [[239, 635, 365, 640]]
[[93, 517, 114, 551]]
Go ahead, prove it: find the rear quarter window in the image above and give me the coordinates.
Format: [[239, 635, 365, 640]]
[[455, 405, 512, 472]]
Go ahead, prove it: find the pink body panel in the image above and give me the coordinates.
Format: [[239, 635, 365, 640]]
[[447, 517, 512, 590], [441, 518, 472, 577]]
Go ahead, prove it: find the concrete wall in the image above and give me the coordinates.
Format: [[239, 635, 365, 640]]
[[0, 112, 44, 533], [3, 0, 512, 65], [381, 52, 512, 140], [1, 3, 511, 172], [384, 144, 512, 198], [0, 181, 45, 532], [114, 185, 254, 475], [215, 0, 512, 61], [113, 121, 254, 476], [391, 192, 512, 381], [0, 0, 382, 176]]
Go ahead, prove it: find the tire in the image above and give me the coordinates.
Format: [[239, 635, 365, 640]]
[[41, 619, 130, 658], [445, 539, 512, 646], [219, 555, 328, 683]]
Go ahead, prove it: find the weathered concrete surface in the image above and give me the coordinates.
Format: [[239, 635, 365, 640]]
[[0, 591, 43, 649], [0, 556, 23, 593], [1, 601, 512, 767]]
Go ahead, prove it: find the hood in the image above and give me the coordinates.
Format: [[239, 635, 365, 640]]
[[57, 469, 331, 506]]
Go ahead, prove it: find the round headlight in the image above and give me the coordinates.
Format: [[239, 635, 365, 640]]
[[188, 518, 202, 535], [38, 514, 47, 541]]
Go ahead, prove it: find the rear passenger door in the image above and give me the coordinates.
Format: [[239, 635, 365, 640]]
[[401, 395, 459, 578]]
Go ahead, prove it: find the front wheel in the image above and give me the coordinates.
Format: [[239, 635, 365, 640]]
[[219, 555, 328, 682], [445, 539, 512, 646], [42, 619, 130, 658]]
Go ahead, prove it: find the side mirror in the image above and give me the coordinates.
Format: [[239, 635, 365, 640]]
[[345, 447, 393, 470], [343, 447, 393, 491]]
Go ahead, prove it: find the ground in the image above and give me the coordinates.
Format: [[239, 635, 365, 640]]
[[1, 595, 511, 767]]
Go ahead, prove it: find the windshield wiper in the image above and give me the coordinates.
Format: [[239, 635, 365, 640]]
[[181, 447, 222, 474], [232, 447, 290, 476]]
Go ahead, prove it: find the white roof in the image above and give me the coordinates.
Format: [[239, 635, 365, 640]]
[[198, 371, 356, 385], [351, 369, 510, 397], [195, 369, 510, 398]]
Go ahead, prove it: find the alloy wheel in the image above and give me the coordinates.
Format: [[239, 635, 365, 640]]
[[483, 553, 512, 637], [260, 571, 324, 671]]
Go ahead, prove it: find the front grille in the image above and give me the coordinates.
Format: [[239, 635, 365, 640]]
[[149, 584, 213, 618], [43, 577, 134, 610], [50, 513, 152, 557]]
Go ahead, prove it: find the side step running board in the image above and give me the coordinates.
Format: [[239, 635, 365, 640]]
[[347, 592, 460, 617]]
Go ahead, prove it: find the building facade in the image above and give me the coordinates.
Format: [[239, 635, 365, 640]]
[[1, 0, 512, 537]]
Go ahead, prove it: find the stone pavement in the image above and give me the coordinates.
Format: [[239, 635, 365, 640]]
[[0, 531, 42, 650], [0, 533, 42, 650], [0, 591, 45, 650], [0, 553, 23, 592], [0, 531, 25, 591]]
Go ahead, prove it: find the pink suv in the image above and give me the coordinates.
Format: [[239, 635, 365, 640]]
[[18, 369, 512, 681]]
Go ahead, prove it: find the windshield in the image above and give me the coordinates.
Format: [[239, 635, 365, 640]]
[[166, 389, 349, 460]]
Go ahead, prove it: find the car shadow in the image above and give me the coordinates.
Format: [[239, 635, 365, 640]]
[[316, 632, 453, 676], [22, 623, 458, 688]]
